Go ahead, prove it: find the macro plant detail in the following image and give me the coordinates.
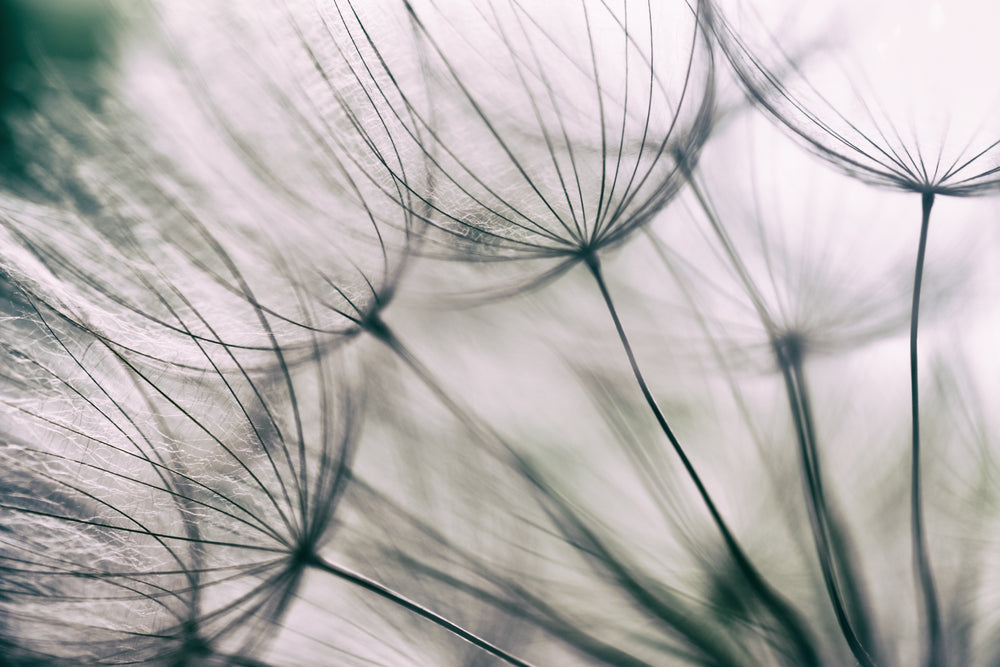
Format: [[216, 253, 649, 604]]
[[704, 2, 1000, 664], [1, 0, 1000, 666]]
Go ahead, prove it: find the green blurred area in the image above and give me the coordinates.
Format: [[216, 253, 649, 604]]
[[0, 0, 115, 160]]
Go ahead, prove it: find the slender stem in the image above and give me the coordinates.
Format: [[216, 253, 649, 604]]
[[398, 555, 660, 667], [911, 191, 942, 667], [793, 357, 881, 662], [683, 158, 876, 664], [309, 555, 537, 667], [365, 315, 507, 458], [776, 340, 877, 667], [365, 318, 749, 665], [680, 158, 882, 663], [583, 252, 819, 666]]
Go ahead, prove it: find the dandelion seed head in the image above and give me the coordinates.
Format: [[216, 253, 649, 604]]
[[712, 0, 1000, 194], [0, 283, 365, 661], [317, 0, 716, 302], [0, 2, 422, 368]]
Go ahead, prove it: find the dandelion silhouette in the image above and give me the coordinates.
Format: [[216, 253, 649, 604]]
[[0, 15, 419, 369], [0, 6, 544, 664], [0, 274, 544, 666], [660, 114, 961, 369], [705, 2, 1000, 662], [650, 111, 984, 664], [313, 2, 899, 665], [317, 0, 713, 281], [165, 1, 881, 664], [3, 0, 1000, 664], [651, 111, 987, 667], [708, 0, 1000, 196]]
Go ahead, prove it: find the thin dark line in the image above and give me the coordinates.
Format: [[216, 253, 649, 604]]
[[311, 556, 537, 667], [910, 191, 943, 667], [584, 252, 819, 666]]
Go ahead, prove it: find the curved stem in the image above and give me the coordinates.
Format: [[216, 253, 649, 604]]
[[911, 191, 942, 667], [583, 252, 818, 666], [776, 341, 878, 667], [678, 157, 882, 663], [367, 317, 760, 665], [310, 555, 537, 667]]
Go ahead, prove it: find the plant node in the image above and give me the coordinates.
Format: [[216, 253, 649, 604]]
[[773, 331, 808, 369], [361, 311, 393, 343], [290, 541, 320, 571]]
